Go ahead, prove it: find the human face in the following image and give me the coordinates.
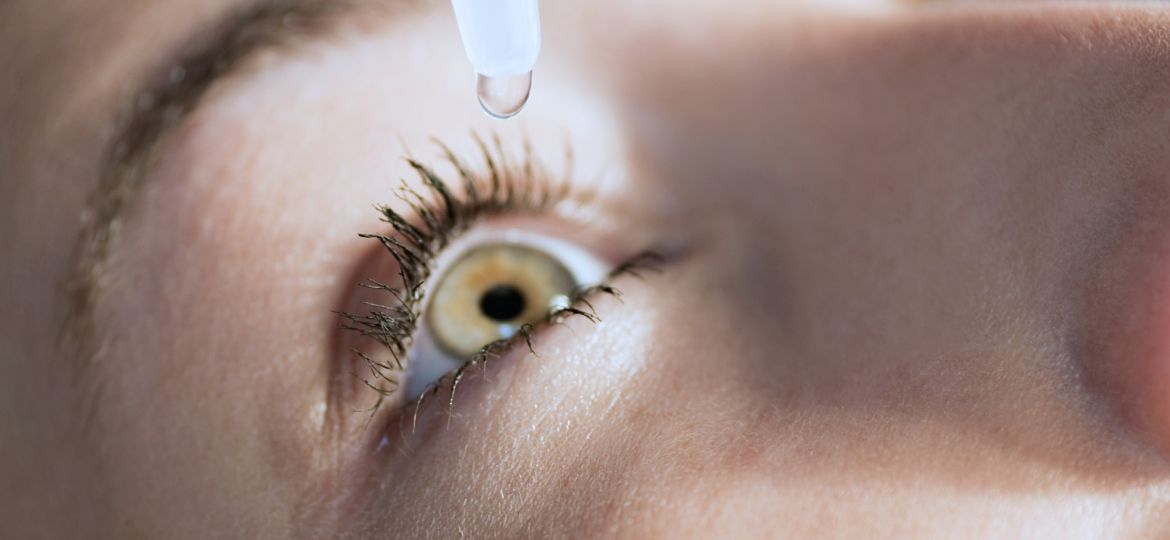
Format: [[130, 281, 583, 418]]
[[3, 0, 1170, 537]]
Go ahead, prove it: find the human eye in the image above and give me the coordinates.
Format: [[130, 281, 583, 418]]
[[337, 138, 664, 433]]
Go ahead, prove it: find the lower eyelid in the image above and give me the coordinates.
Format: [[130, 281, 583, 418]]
[[367, 257, 654, 451]]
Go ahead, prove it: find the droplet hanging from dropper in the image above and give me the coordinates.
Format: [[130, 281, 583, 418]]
[[476, 71, 532, 119]]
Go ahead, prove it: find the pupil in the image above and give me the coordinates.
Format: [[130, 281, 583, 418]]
[[479, 284, 527, 322]]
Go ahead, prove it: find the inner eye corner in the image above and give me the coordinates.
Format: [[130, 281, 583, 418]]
[[328, 237, 410, 402]]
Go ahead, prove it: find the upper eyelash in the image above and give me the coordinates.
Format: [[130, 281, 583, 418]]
[[337, 134, 586, 408]]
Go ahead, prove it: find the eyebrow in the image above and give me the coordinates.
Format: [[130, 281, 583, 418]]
[[66, 0, 401, 357]]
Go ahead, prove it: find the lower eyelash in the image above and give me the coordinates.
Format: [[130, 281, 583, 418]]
[[338, 134, 644, 415]]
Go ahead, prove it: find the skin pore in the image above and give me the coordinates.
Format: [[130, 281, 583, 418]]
[[3, 0, 1170, 537]]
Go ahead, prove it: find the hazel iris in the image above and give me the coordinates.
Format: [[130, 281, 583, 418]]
[[427, 244, 576, 358]]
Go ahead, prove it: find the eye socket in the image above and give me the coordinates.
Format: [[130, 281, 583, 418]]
[[403, 232, 610, 400]]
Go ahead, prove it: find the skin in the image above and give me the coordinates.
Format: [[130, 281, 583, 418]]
[[3, 0, 1170, 537]]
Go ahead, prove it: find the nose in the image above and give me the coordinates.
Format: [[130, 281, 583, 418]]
[[570, 0, 1166, 524]]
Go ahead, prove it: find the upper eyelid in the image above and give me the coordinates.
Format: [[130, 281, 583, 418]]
[[338, 138, 588, 409]]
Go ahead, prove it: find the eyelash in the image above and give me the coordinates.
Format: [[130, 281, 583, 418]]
[[338, 135, 660, 414]]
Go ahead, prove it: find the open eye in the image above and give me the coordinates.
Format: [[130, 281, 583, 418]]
[[403, 231, 610, 400]]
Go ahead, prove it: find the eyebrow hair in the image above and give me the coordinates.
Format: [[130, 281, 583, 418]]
[[65, 0, 403, 368]]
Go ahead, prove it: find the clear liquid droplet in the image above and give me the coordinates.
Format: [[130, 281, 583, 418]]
[[476, 71, 532, 119]]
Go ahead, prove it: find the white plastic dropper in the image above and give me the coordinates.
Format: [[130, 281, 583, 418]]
[[451, 0, 541, 119]]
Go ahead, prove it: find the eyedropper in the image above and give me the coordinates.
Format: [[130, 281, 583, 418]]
[[450, 0, 541, 119]]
